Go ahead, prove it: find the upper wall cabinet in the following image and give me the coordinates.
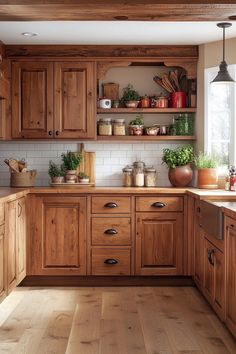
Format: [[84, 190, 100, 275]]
[[54, 62, 96, 139], [11, 61, 96, 139]]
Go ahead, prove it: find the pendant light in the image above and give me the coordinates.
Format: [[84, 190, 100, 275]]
[[211, 22, 235, 84]]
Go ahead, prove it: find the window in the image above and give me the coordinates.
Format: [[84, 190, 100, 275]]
[[205, 65, 236, 170]]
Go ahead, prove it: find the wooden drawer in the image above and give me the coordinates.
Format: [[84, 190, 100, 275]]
[[136, 196, 183, 212], [92, 196, 131, 214], [91, 248, 131, 275], [92, 217, 131, 245], [0, 203, 4, 226]]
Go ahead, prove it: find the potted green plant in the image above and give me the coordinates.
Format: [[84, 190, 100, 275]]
[[48, 161, 65, 183], [128, 114, 144, 136], [121, 84, 140, 108], [162, 145, 194, 187], [78, 172, 89, 183], [61, 151, 83, 183], [194, 152, 218, 189]]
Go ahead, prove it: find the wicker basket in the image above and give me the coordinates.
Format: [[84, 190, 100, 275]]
[[10, 170, 37, 187]]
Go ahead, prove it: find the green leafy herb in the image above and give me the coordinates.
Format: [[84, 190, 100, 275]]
[[121, 84, 140, 102], [129, 114, 144, 126], [61, 151, 83, 170], [78, 172, 89, 179], [194, 152, 218, 169], [48, 161, 65, 177], [162, 145, 194, 169]]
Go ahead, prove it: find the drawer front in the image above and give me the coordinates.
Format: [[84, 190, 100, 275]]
[[225, 216, 236, 230], [136, 196, 183, 212], [91, 248, 131, 275], [92, 217, 131, 245], [92, 196, 131, 214], [0, 203, 4, 226]]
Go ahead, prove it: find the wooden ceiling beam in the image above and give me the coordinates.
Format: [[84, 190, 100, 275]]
[[0, 2, 236, 21]]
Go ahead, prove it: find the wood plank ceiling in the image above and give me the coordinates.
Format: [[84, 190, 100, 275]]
[[0, 1, 236, 21]]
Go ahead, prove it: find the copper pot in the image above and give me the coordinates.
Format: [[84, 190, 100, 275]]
[[197, 168, 218, 189], [168, 164, 193, 187]]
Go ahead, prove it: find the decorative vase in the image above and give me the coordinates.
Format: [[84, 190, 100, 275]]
[[65, 170, 77, 183], [168, 164, 193, 187], [197, 168, 218, 189], [125, 101, 140, 108], [51, 176, 64, 183], [170, 92, 187, 108]]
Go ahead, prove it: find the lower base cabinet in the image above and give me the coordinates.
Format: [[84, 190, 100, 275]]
[[91, 248, 131, 275], [0, 223, 6, 302], [28, 196, 87, 275], [136, 212, 183, 275]]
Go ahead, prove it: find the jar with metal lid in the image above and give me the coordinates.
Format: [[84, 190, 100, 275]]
[[144, 167, 157, 187], [133, 161, 145, 187], [98, 118, 112, 136], [113, 119, 126, 136], [122, 166, 133, 187]]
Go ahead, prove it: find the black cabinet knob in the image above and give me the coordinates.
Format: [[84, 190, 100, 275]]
[[55, 131, 59, 136], [104, 202, 118, 208], [151, 202, 166, 208], [104, 259, 118, 265], [104, 229, 118, 235], [48, 130, 52, 136]]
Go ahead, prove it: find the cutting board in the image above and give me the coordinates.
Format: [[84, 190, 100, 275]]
[[77, 143, 96, 184]]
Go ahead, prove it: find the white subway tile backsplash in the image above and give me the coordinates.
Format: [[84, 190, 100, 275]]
[[0, 141, 188, 186]]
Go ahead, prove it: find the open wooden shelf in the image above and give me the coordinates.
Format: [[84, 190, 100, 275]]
[[97, 135, 195, 141], [97, 108, 196, 114]]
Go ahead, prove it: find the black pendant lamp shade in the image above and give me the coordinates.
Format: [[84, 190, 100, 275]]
[[211, 22, 235, 84]]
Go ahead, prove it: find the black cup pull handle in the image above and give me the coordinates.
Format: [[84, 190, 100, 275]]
[[104, 202, 118, 208], [104, 259, 118, 265], [151, 202, 166, 208], [104, 229, 118, 235], [48, 130, 52, 136]]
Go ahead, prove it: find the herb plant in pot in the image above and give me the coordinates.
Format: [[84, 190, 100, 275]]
[[128, 114, 144, 136], [162, 145, 194, 187], [121, 84, 140, 108], [48, 161, 65, 183], [78, 172, 89, 183], [61, 151, 83, 183], [194, 152, 218, 189]]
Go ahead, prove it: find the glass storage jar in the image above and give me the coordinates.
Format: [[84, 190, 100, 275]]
[[144, 167, 157, 187], [174, 114, 194, 135], [113, 119, 126, 136], [122, 166, 133, 187], [98, 118, 112, 136], [133, 161, 145, 187]]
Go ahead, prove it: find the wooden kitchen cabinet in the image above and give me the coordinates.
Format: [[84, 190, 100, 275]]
[[193, 223, 204, 289], [28, 196, 87, 275], [136, 212, 183, 275], [12, 61, 96, 139], [16, 197, 26, 284], [6, 200, 17, 293], [12, 61, 54, 139], [54, 62, 96, 139], [225, 216, 236, 337], [0, 202, 6, 303]]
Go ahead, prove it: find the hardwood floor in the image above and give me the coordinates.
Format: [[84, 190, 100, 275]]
[[0, 286, 236, 354]]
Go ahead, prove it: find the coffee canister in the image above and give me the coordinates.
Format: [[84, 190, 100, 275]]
[[99, 98, 112, 109]]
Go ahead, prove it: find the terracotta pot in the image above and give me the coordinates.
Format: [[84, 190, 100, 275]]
[[65, 170, 77, 183], [197, 168, 218, 189], [125, 101, 140, 108], [168, 164, 193, 187]]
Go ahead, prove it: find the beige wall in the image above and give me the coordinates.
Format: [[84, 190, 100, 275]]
[[196, 37, 236, 151]]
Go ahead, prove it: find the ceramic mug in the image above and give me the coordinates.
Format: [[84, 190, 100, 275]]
[[99, 98, 112, 109]]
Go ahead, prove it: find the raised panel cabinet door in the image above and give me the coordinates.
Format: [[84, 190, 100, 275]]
[[54, 62, 96, 139], [6, 200, 17, 293], [16, 197, 26, 284], [0, 224, 7, 303], [203, 238, 214, 305], [226, 223, 236, 337], [136, 212, 183, 275], [213, 247, 225, 320], [38, 197, 86, 275], [12, 61, 54, 138], [194, 223, 204, 289], [0, 99, 6, 140]]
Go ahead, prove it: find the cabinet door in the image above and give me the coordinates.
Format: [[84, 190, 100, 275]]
[[194, 223, 204, 289], [0, 224, 7, 303], [213, 247, 225, 320], [136, 212, 183, 275], [12, 61, 54, 138], [226, 222, 236, 337], [29, 196, 86, 275], [203, 238, 214, 304], [6, 200, 17, 293], [16, 197, 26, 284], [0, 99, 6, 140], [54, 62, 96, 139]]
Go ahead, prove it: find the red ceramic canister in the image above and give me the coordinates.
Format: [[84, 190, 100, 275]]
[[170, 92, 187, 108]]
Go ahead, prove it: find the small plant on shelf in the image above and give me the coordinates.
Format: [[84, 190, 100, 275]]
[[121, 84, 140, 108], [78, 172, 89, 183], [61, 151, 83, 183], [48, 161, 65, 183], [128, 114, 144, 136], [162, 145, 194, 187]]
